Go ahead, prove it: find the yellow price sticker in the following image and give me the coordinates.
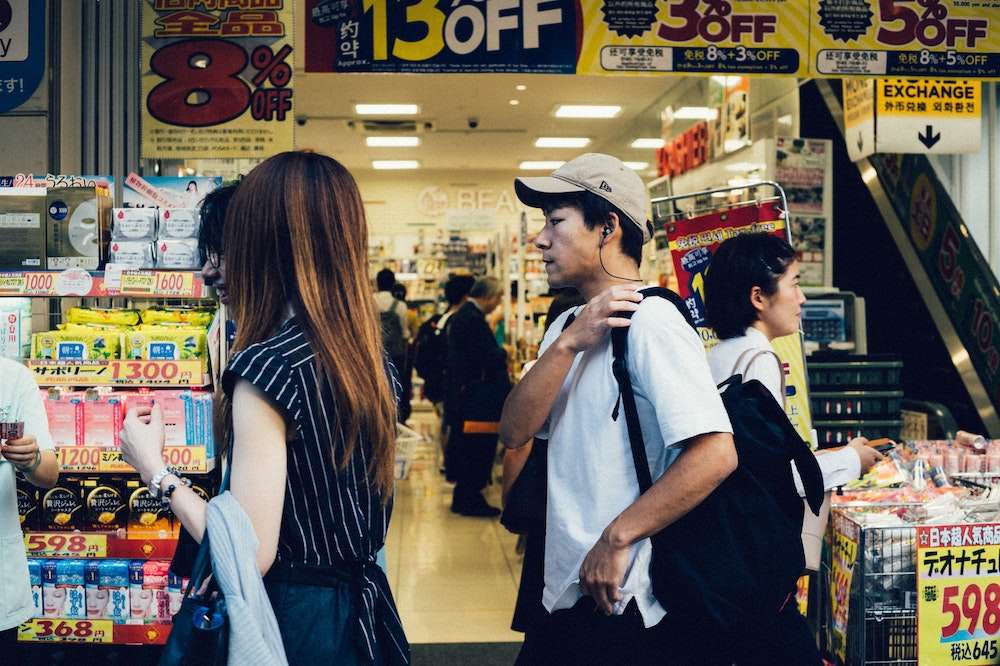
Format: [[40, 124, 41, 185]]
[[18, 618, 114, 644], [162, 445, 209, 473], [24, 532, 108, 558], [99, 449, 133, 473], [0, 273, 27, 294], [121, 271, 196, 297], [57, 447, 103, 472]]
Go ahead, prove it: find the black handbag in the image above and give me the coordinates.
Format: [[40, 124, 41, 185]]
[[159, 463, 231, 666], [500, 438, 547, 535]]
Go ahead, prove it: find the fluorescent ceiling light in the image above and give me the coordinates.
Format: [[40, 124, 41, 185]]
[[631, 138, 665, 149], [519, 161, 565, 170], [516, 84, 527, 91], [509, 99, 520, 106], [535, 137, 591, 148], [355, 104, 419, 115], [778, 114, 793, 125], [673, 107, 718, 120], [724, 162, 765, 173], [366, 136, 420, 148], [372, 160, 420, 170], [624, 162, 648, 170], [554, 105, 621, 118]]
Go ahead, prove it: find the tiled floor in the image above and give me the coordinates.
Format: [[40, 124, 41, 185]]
[[386, 407, 523, 644]]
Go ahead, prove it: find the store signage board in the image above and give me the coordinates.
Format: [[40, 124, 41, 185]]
[[663, 201, 814, 441], [829, 513, 860, 664], [140, 2, 294, 159], [917, 523, 1000, 665], [843, 79, 875, 161], [29, 359, 207, 388], [304, 0, 576, 73], [0, 0, 45, 113], [875, 79, 981, 155], [811, 0, 1000, 78], [578, 0, 808, 76], [869, 153, 1000, 411]]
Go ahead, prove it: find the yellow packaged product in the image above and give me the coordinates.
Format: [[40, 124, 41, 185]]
[[32, 329, 122, 360], [123, 326, 206, 366], [66, 307, 141, 327], [140, 306, 214, 328], [59, 322, 133, 333]]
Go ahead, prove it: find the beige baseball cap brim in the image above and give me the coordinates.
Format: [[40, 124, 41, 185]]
[[514, 153, 652, 244]]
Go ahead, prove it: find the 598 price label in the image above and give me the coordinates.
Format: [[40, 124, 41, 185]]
[[18, 618, 114, 644], [24, 533, 107, 558]]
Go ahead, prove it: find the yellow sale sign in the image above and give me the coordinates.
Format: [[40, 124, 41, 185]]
[[577, 0, 809, 76], [810, 0, 1000, 78], [917, 524, 1000, 665]]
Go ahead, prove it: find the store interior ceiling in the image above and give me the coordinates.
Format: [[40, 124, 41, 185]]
[[295, 72, 708, 177]]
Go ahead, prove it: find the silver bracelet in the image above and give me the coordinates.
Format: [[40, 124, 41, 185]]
[[149, 466, 178, 498], [15, 450, 42, 475]]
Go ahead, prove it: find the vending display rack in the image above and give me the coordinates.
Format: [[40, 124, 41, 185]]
[[7, 264, 221, 648]]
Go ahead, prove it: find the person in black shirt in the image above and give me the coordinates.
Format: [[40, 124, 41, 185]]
[[446, 276, 509, 516], [120, 151, 409, 665]]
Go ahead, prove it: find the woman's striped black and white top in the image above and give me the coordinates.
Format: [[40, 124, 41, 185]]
[[223, 318, 408, 664]]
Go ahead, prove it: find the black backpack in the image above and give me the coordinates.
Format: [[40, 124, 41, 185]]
[[413, 313, 448, 403], [379, 298, 407, 362], [610, 287, 824, 638]]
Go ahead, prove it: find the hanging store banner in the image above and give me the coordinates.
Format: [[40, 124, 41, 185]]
[[828, 512, 859, 664], [141, 0, 294, 159], [917, 523, 1000, 665], [811, 0, 1000, 78], [875, 79, 982, 154], [843, 79, 876, 161], [664, 201, 814, 441], [869, 152, 1000, 412], [0, 0, 45, 113], [303, 0, 577, 73], [576, 0, 808, 76]]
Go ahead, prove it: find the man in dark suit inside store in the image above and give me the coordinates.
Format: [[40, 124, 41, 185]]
[[445, 276, 509, 517]]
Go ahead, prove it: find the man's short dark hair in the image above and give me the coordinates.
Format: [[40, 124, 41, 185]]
[[444, 274, 474, 306], [197, 183, 239, 264], [540, 191, 648, 266], [704, 232, 797, 339], [376, 268, 395, 292], [391, 283, 407, 301]]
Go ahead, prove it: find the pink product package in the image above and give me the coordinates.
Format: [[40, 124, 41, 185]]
[[83, 396, 124, 447], [42, 390, 84, 446], [131, 561, 170, 622], [120, 390, 195, 446]]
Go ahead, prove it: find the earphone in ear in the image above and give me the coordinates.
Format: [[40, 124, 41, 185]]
[[602, 226, 612, 237]]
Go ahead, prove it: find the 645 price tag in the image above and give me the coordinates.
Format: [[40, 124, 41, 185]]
[[18, 618, 114, 644], [24, 533, 107, 558]]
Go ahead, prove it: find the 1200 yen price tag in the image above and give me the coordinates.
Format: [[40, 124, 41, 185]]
[[18, 618, 114, 644]]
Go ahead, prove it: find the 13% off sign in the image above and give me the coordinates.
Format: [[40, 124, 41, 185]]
[[917, 524, 1000, 665]]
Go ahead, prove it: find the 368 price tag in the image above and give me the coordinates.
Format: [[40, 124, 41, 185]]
[[24, 533, 107, 558], [18, 618, 114, 644]]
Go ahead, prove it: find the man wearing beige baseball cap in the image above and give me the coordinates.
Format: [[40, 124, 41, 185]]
[[500, 154, 737, 663]]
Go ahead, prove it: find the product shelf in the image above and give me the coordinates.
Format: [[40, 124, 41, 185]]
[[23, 531, 178, 560], [27, 359, 209, 388], [56, 445, 215, 474], [17, 618, 172, 646], [0, 270, 208, 299]]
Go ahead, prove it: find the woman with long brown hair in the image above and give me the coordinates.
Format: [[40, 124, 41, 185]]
[[120, 151, 409, 665]]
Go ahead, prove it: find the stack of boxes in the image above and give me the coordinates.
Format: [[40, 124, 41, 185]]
[[28, 558, 186, 625], [0, 184, 201, 271]]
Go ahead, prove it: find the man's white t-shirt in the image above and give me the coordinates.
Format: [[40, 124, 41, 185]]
[[0, 358, 55, 630], [535, 296, 732, 627]]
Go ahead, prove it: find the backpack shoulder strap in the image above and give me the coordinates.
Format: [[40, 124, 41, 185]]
[[609, 287, 692, 494], [731, 348, 786, 407]]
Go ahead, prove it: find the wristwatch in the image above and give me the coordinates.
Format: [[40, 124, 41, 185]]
[[14, 450, 42, 475]]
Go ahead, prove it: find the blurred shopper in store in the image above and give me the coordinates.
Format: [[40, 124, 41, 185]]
[[121, 151, 409, 665], [704, 231, 883, 664], [391, 282, 417, 424], [502, 154, 736, 664], [377, 268, 411, 422], [0, 358, 59, 654], [446, 276, 510, 517], [501, 288, 585, 664], [413, 274, 475, 474]]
